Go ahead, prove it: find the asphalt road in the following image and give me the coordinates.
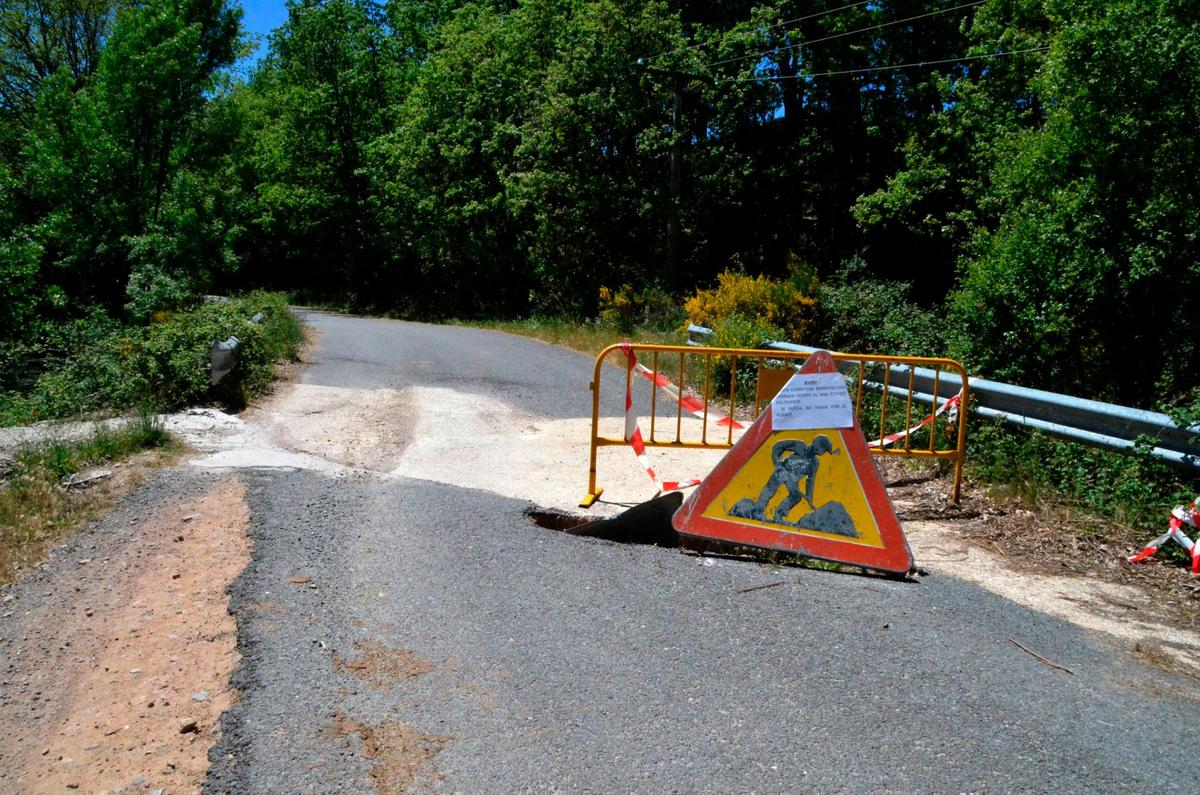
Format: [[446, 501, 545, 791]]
[[198, 312, 1198, 793]]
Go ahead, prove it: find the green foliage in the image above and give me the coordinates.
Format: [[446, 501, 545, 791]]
[[684, 268, 818, 343], [810, 259, 944, 356], [0, 293, 302, 425], [238, 0, 400, 307], [16, 412, 171, 481], [968, 420, 1198, 532], [598, 284, 681, 333], [709, 312, 785, 402], [1, 0, 241, 320]]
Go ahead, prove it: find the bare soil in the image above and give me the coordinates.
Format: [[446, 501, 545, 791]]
[[332, 640, 435, 688], [330, 710, 450, 794], [0, 477, 251, 793]]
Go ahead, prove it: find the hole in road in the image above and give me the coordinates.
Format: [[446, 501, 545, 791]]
[[525, 496, 679, 546], [524, 502, 908, 580], [526, 509, 591, 532]]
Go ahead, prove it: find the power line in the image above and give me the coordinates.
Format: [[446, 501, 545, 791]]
[[704, 0, 988, 70], [714, 45, 1050, 82], [645, 1, 874, 63]]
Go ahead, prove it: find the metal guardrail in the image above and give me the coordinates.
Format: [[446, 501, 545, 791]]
[[209, 312, 265, 386], [688, 324, 1200, 469]]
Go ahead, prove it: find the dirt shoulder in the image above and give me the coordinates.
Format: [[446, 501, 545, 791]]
[[0, 473, 250, 794]]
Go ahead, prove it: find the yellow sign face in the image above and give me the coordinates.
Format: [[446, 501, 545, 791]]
[[700, 429, 883, 548]]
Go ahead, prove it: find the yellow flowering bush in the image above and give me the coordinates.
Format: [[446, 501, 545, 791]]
[[683, 268, 818, 343]]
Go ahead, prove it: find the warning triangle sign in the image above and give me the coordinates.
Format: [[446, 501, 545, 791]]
[[672, 351, 913, 575]]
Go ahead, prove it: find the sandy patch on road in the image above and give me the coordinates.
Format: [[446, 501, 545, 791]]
[[0, 478, 251, 793], [249, 383, 413, 471], [333, 640, 435, 688], [166, 385, 410, 474], [388, 386, 732, 517], [903, 518, 1200, 670], [330, 711, 450, 794]]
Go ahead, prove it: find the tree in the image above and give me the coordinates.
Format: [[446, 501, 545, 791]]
[[0, 0, 118, 115], [239, 0, 400, 305], [950, 0, 1200, 405], [5, 0, 241, 320]]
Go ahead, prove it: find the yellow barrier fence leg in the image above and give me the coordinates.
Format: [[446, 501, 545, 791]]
[[581, 369, 605, 508]]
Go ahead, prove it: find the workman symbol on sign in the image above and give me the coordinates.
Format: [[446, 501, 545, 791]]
[[757, 435, 839, 521], [726, 433, 859, 538]]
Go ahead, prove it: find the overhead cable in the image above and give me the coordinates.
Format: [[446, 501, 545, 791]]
[[704, 0, 988, 70], [645, 1, 874, 62], [714, 45, 1050, 82]]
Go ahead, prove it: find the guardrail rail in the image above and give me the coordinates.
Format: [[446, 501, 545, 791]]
[[688, 324, 1200, 470]]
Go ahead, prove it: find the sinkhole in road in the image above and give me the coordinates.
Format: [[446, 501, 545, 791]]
[[524, 498, 888, 576], [525, 493, 685, 546], [525, 509, 590, 532]]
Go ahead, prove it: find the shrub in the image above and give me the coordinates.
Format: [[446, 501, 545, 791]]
[[683, 267, 818, 343], [811, 261, 944, 356], [0, 292, 303, 425], [598, 284, 682, 333], [709, 312, 785, 403], [968, 420, 1198, 532]]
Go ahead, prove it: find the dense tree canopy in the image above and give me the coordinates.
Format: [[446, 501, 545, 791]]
[[2, 0, 1198, 410]]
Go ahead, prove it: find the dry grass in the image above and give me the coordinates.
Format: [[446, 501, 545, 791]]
[[0, 416, 179, 585], [458, 317, 685, 356]]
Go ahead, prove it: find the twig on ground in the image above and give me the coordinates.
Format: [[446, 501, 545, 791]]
[[738, 581, 786, 594], [1008, 638, 1075, 675]]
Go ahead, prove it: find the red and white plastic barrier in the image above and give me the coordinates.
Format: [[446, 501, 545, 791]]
[[1128, 498, 1200, 574], [867, 392, 962, 449], [618, 343, 730, 492], [621, 345, 743, 430]]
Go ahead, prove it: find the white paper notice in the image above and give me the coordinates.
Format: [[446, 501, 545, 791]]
[[771, 372, 854, 430]]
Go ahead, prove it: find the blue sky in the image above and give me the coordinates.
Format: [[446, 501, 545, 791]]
[[239, 0, 289, 65]]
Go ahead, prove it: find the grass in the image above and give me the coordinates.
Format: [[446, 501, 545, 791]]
[[0, 411, 177, 586], [456, 316, 686, 356]]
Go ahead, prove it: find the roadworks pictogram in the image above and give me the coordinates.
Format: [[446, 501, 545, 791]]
[[673, 351, 914, 575]]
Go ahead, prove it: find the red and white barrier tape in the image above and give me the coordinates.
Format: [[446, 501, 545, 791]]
[[1128, 500, 1200, 574], [620, 345, 744, 430], [867, 392, 962, 448], [616, 344, 963, 489], [618, 344, 707, 492]]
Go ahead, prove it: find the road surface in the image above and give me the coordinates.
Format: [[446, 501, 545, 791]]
[[3, 310, 1198, 793]]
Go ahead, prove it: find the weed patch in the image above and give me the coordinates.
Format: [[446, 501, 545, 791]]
[[967, 420, 1198, 533], [0, 416, 177, 584]]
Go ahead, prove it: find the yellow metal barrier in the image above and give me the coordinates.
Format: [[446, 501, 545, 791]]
[[581, 343, 970, 508]]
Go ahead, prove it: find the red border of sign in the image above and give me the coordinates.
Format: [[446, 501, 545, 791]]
[[672, 351, 914, 575]]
